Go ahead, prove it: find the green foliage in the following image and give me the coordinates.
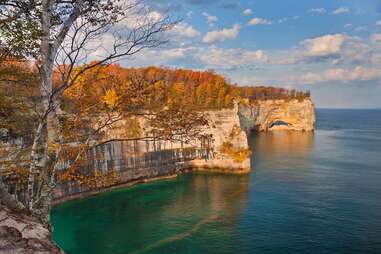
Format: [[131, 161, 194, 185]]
[[0, 2, 42, 58], [0, 59, 39, 139]]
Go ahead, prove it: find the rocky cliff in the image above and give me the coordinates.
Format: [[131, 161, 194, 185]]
[[2, 98, 315, 203], [53, 108, 251, 201], [55, 98, 315, 201], [187, 109, 251, 173], [238, 98, 315, 132], [0, 205, 63, 254], [0, 98, 315, 253], [98, 109, 252, 174]]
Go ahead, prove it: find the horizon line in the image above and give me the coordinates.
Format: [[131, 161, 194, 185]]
[[316, 107, 381, 110]]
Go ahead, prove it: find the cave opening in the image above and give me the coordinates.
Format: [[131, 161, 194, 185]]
[[269, 120, 290, 128]]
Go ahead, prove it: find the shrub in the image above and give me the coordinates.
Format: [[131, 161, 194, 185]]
[[220, 142, 251, 163]]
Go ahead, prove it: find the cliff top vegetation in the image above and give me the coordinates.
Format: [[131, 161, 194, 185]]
[[63, 64, 312, 111]]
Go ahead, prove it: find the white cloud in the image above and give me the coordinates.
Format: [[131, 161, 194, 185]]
[[354, 26, 367, 32], [120, 10, 165, 29], [348, 66, 381, 81], [87, 33, 117, 59], [158, 48, 190, 59], [121, 46, 196, 67], [202, 24, 241, 44], [274, 33, 373, 66], [301, 34, 373, 65], [288, 72, 322, 85], [344, 24, 353, 29], [371, 33, 381, 44], [118, 45, 269, 72], [303, 34, 347, 56], [186, 11, 193, 19], [331, 7, 350, 15], [288, 66, 381, 84], [202, 12, 218, 23], [248, 17, 272, 25], [196, 47, 268, 69], [88, 39, 193, 64], [243, 9, 253, 16], [147, 11, 164, 22], [376, 20, 381, 26], [277, 17, 288, 23], [308, 8, 326, 14], [171, 23, 200, 38]]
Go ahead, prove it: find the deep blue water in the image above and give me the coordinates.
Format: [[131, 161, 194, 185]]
[[52, 109, 381, 254]]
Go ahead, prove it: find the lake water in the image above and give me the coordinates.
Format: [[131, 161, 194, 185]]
[[51, 109, 381, 254]]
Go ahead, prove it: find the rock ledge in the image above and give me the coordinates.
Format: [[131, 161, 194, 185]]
[[0, 205, 63, 254]]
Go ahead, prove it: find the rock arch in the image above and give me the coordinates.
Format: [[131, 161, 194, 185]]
[[269, 120, 290, 129]]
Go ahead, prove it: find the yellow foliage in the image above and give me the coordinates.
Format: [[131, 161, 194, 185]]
[[229, 124, 241, 139], [102, 89, 118, 108], [220, 141, 251, 163], [48, 142, 59, 153]]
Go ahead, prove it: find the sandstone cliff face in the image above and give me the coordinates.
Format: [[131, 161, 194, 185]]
[[238, 99, 315, 132], [188, 109, 250, 173], [2, 99, 315, 203], [53, 109, 251, 201], [98, 109, 251, 174]]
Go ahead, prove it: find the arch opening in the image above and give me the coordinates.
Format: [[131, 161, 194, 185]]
[[269, 120, 289, 128]]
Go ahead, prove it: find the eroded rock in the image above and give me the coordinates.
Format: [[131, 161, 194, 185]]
[[0, 205, 63, 254], [238, 98, 316, 132]]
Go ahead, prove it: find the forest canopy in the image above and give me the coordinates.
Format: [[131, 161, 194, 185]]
[[63, 64, 311, 111], [1, 62, 311, 132], [1, 60, 312, 143], [0, 61, 310, 119]]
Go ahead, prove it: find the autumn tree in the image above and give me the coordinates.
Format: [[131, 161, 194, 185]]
[[0, 57, 40, 211], [0, 0, 174, 224]]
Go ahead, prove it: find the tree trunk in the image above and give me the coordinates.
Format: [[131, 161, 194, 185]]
[[35, 103, 65, 225], [26, 121, 46, 212], [26, 0, 56, 222]]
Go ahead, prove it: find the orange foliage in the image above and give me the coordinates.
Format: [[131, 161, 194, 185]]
[[220, 142, 251, 163], [62, 65, 311, 112]]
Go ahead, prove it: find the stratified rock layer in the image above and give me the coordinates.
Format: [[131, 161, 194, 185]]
[[238, 99, 315, 132], [188, 109, 250, 173]]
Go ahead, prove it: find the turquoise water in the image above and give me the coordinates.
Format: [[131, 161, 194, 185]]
[[51, 109, 381, 254]]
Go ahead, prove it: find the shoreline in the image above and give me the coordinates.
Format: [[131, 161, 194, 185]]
[[52, 174, 178, 206], [52, 166, 251, 206]]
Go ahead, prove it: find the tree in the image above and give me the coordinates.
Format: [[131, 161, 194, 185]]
[[0, 57, 39, 212], [0, 0, 174, 224]]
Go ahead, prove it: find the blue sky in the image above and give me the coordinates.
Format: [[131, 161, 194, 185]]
[[121, 0, 381, 108]]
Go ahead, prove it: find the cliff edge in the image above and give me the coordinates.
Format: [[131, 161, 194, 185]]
[[188, 109, 251, 173]]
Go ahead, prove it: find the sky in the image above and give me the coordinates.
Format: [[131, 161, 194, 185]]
[[113, 0, 381, 108]]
